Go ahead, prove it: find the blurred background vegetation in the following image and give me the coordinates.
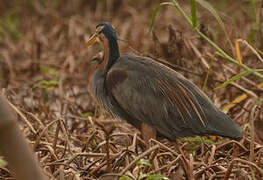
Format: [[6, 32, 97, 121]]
[[0, 0, 263, 179]]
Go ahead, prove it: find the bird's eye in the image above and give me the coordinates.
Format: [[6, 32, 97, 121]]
[[91, 58, 99, 62], [90, 57, 103, 64]]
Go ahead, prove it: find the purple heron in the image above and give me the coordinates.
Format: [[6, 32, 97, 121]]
[[86, 22, 242, 144]]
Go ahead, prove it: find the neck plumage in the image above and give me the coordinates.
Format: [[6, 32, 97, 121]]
[[107, 38, 119, 70], [99, 36, 120, 72]]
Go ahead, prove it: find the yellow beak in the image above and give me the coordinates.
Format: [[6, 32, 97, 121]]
[[86, 33, 99, 48]]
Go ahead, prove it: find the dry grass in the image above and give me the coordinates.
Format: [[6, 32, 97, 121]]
[[0, 0, 263, 179]]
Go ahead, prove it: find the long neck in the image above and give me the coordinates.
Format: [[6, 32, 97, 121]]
[[99, 37, 119, 69], [107, 38, 119, 70], [98, 36, 120, 73]]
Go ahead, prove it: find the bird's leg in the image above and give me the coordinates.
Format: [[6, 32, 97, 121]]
[[140, 122, 156, 148]]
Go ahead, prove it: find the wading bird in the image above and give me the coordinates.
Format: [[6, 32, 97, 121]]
[[86, 22, 242, 144]]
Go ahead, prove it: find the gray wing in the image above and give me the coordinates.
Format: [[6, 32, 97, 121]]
[[105, 55, 212, 139]]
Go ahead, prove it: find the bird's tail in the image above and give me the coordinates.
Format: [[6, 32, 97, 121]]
[[206, 111, 242, 140]]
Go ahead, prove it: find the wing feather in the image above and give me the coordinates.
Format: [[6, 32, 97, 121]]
[[105, 57, 209, 139]]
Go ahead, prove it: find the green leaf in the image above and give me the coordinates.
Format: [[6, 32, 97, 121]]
[[40, 65, 58, 77], [215, 69, 263, 90], [138, 174, 169, 180], [80, 112, 92, 118], [33, 80, 58, 90], [136, 158, 151, 167], [0, 157, 7, 167], [119, 175, 133, 180], [138, 174, 148, 180], [190, 0, 197, 28], [147, 174, 169, 180]]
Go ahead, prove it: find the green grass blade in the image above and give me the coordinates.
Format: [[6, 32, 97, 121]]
[[257, 49, 263, 56], [148, 2, 173, 34], [171, 0, 192, 26], [202, 55, 215, 92], [196, 0, 234, 51], [215, 69, 263, 90], [196, 0, 225, 31], [249, 0, 257, 23], [191, 0, 197, 28]]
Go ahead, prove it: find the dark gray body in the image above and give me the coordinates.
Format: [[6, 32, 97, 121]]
[[90, 54, 242, 140]]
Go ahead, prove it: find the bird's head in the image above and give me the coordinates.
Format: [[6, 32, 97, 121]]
[[86, 22, 117, 48], [86, 22, 120, 72]]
